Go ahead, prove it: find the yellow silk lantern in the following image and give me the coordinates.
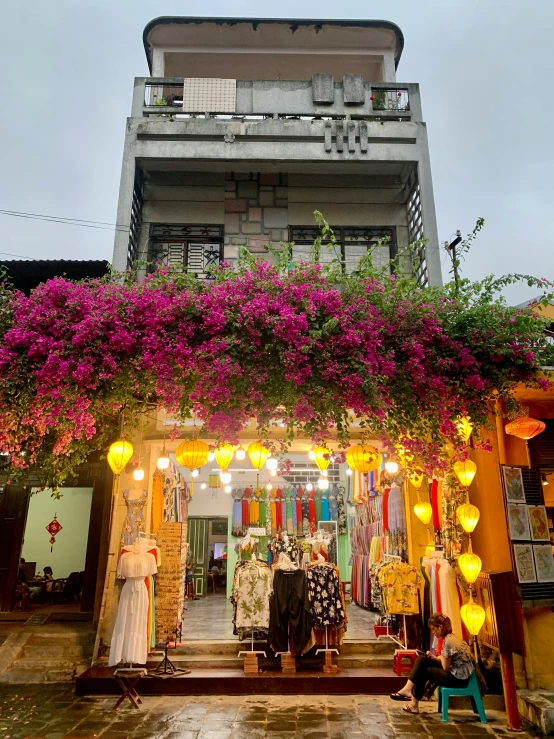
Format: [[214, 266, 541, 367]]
[[505, 416, 546, 440], [248, 441, 270, 470], [409, 472, 424, 489], [458, 552, 482, 583], [456, 416, 474, 443], [345, 444, 380, 474], [313, 446, 332, 471], [107, 440, 134, 475], [175, 440, 210, 470], [414, 501, 433, 525], [460, 595, 485, 635], [453, 459, 477, 488], [456, 503, 480, 533], [214, 444, 234, 471]]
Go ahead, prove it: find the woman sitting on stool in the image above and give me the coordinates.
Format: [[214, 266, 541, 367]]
[[390, 613, 474, 714]]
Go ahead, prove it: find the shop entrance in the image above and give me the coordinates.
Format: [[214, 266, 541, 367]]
[[187, 516, 229, 598]]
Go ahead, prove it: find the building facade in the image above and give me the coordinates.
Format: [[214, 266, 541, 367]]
[[112, 16, 442, 287]]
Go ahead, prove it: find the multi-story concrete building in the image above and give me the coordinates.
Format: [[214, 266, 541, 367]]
[[112, 16, 442, 287]]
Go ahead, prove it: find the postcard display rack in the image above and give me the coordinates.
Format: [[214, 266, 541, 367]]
[[501, 465, 554, 606]]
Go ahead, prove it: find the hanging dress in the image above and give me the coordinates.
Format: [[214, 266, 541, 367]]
[[291, 488, 298, 534], [301, 493, 311, 537], [250, 491, 260, 527], [242, 489, 251, 531], [308, 490, 317, 533], [151, 470, 164, 535], [320, 490, 330, 522], [109, 549, 157, 666], [295, 488, 304, 536], [270, 495, 277, 536], [120, 490, 148, 549], [286, 490, 294, 535]]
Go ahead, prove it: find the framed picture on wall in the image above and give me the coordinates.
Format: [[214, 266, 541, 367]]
[[528, 506, 550, 541], [533, 544, 554, 583], [513, 544, 537, 583], [507, 503, 531, 541], [502, 466, 525, 503]]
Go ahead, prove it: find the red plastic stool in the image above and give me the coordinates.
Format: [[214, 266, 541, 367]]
[[392, 650, 419, 676]]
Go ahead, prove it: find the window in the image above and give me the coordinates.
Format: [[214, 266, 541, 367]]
[[288, 226, 397, 273], [148, 224, 224, 279]]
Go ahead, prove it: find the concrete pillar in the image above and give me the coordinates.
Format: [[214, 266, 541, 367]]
[[112, 130, 137, 272], [416, 125, 442, 287]]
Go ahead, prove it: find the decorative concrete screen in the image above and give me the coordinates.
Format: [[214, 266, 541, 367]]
[[183, 78, 236, 113]]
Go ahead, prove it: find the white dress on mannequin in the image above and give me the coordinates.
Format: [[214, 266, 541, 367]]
[[108, 547, 157, 666]]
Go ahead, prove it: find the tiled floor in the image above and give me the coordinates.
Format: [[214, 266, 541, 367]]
[[182, 597, 377, 642], [0, 683, 532, 739]]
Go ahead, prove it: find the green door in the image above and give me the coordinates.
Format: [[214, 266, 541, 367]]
[[187, 517, 209, 597]]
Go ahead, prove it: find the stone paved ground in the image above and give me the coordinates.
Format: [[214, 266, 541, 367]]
[[0, 684, 540, 739]]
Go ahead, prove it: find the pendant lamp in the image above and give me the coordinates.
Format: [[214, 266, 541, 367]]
[[505, 416, 546, 467], [456, 416, 474, 443], [235, 446, 246, 461], [248, 441, 270, 470], [414, 501, 433, 525], [266, 457, 278, 472], [133, 467, 145, 481], [460, 594, 485, 635], [458, 551, 482, 584], [313, 446, 332, 471], [453, 459, 477, 488], [107, 440, 134, 476], [214, 444, 235, 471], [175, 440, 210, 470], [384, 457, 399, 475], [456, 503, 480, 533], [345, 444, 380, 474]]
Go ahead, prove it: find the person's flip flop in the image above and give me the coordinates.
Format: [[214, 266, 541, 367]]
[[390, 693, 411, 701], [402, 706, 419, 715]]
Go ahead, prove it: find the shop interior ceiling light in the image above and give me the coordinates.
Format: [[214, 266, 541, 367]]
[[175, 439, 209, 470], [453, 459, 477, 487], [346, 468, 353, 476], [220, 471, 232, 484], [456, 503, 480, 533], [266, 483, 273, 491], [308, 449, 315, 461], [266, 457, 278, 471], [208, 451, 215, 462], [224, 485, 232, 493], [247, 441, 270, 470], [157, 453, 170, 470], [318, 476, 329, 490], [314, 446, 332, 471], [269, 469, 277, 477], [132, 467, 145, 481], [191, 469, 199, 478], [214, 444, 234, 471], [345, 444, 380, 474], [200, 483, 207, 490], [456, 416, 474, 443], [384, 457, 399, 475], [107, 440, 134, 475], [306, 482, 313, 491], [414, 501, 432, 525], [235, 446, 246, 461], [458, 551, 482, 583], [460, 595, 486, 635], [322, 469, 328, 477]]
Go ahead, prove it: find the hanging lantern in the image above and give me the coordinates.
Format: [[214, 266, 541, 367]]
[[45, 515, 63, 553], [345, 444, 380, 474], [107, 440, 134, 475], [266, 457, 278, 472], [318, 476, 329, 490], [414, 501, 433, 525], [409, 472, 424, 489], [456, 503, 480, 533], [505, 416, 546, 441], [460, 595, 485, 635], [175, 440, 210, 470], [458, 552, 482, 583], [214, 444, 235, 471], [220, 471, 232, 485], [157, 452, 170, 470], [133, 467, 145, 481], [248, 441, 270, 470], [453, 459, 477, 487], [456, 417, 474, 443], [313, 446, 332, 471], [235, 446, 246, 461]]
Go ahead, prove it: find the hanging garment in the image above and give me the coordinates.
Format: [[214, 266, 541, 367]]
[[249, 493, 260, 526], [320, 491, 330, 521], [437, 560, 463, 641], [120, 490, 148, 549], [269, 569, 314, 654], [387, 484, 408, 560], [315, 492, 322, 524], [286, 492, 294, 535], [296, 493, 303, 536], [280, 494, 287, 533], [232, 562, 273, 639], [431, 479, 440, 530], [291, 488, 298, 534], [306, 563, 346, 628], [328, 489, 338, 522], [328, 533, 338, 565], [377, 562, 422, 615], [440, 478, 466, 558], [232, 494, 243, 537], [151, 470, 164, 535], [242, 490, 250, 530], [109, 550, 158, 666], [308, 491, 316, 532], [337, 487, 347, 535], [301, 495, 310, 537]]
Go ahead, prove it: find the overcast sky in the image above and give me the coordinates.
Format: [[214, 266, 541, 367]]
[[2, 0, 553, 303]]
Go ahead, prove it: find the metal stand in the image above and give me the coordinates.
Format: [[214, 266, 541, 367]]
[[148, 640, 190, 676], [315, 626, 339, 673], [238, 620, 266, 675]]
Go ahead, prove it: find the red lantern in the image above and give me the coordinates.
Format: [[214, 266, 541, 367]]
[[45, 515, 62, 552]]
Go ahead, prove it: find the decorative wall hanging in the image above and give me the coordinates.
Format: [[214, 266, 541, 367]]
[[45, 514, 62, 552]]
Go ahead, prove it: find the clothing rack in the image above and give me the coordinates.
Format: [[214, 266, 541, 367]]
[[376, 554, 408, 650]]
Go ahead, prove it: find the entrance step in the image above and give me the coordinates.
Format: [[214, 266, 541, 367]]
[[2, 660, 90, 683]]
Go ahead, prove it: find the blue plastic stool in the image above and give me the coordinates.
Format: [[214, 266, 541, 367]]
[[437, 672, 487, 723]]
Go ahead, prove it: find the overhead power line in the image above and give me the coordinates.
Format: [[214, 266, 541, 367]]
[[0, 209, 130, 233]]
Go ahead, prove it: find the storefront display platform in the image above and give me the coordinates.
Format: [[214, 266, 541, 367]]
[[76, 665, 405, 696]]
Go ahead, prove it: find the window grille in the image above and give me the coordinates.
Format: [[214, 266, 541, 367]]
[[406, 169, 428, 287], [148, 224, 223, 279], [126, 169, 144, 268]]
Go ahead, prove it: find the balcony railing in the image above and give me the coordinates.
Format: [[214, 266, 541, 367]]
[[131, 78, 422, 122]]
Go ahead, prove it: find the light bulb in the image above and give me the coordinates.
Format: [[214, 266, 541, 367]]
[[224, 485, 232, 493], [191, 469, 199, 478], [200, 483, 207, 490], [133, 468, 145, 481], [266, 457, 278, 471], [157, 455, 170, 470], [322, 469, 328, 477], [266, 483, 273, 491], [306, 483, 313, 491], [269, 469, 277, 477], [346, 468, 353, 476], [308, 450, 315, 461], [208, 451, 215, 462], [235, 447, 246, 461], [318, 477, 329, 490], [385, 459, 399, 475], [220, 471, 231, 484]]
